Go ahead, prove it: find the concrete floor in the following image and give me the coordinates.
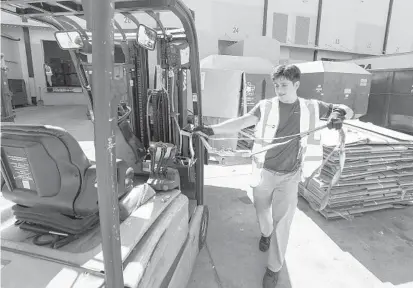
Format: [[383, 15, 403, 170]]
[[10, 105, 413, 288]]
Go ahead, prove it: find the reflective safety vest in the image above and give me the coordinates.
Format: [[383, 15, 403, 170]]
[[250, 97, 324, 185]]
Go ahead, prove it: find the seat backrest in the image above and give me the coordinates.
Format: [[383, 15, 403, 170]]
[[1, 124, 91, 216]]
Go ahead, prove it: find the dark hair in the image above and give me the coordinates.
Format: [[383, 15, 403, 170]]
[[271, 64, 301, 83]]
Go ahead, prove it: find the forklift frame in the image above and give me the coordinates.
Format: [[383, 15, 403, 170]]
[[1, 1, 205, 287]]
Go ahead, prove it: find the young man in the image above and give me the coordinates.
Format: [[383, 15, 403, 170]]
[[193, 64, 354, 288], [44, 63, 53, 87]]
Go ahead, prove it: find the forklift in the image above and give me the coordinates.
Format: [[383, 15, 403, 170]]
[[0, 0, 208, 287]]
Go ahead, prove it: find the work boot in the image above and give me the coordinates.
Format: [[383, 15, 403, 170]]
[[263, 268, 279, 288], [259, 235, 271, 252]]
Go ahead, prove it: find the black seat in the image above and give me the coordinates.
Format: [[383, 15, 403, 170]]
[[1, 123, 129, 217]]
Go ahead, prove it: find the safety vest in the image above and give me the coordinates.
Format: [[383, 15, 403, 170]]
[[250, 97, 323, 185]]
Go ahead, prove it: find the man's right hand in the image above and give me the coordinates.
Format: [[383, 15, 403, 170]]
[[193, 125, 215, 137], [182, 124, 215, 137]]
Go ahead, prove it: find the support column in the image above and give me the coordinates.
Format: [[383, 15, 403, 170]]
[[91, 0, 124, 287], [382, 0, 394, 54], [313, 0, 323, 61], [262, 0, 269, 36]]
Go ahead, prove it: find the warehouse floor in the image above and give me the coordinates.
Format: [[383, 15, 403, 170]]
[[10, 105, 413, 288]]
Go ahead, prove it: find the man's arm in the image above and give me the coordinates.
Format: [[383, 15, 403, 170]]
[[318, 100, 354, 120], [210, 113, 259, 135], [209, 102, 261, 135]]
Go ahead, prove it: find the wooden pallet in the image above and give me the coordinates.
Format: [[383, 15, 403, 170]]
[[300, 121, 413, 219]]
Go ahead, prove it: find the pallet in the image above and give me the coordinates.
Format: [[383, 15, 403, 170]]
[[300, 122, 413, 219]]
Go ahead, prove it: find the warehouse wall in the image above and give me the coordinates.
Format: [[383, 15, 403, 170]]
[[344, 52, 413, 69], [1, 33, 24, 80], [161, 0, 266, 58], [318, 0, 389, 55], [28, 28, 87, 105], [209, 0, 264, 41], [264, 0, 390, 54], [317, 50, 357, 61], [172, 0, 394, 63], [386, 0, 413, 54], [1, 24, 88, 106], [158, 0, 411, 63], [1, 26, 31, 103], [222, 37, 281, 65], [266, 0, 319, 46], [2, 0, 412, 106], [176, 0, 264, 41]]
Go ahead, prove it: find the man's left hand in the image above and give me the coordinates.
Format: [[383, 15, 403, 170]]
[[327, 109, 346, 130]]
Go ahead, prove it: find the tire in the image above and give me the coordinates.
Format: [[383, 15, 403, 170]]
[[198, 205, 209, 251]]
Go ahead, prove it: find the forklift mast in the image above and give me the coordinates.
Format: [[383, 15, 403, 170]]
[[73, 19, 200, 197]]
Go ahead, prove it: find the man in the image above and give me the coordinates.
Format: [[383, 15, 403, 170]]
[[193, 64, 354, 288], [44, 63, 53, 87]]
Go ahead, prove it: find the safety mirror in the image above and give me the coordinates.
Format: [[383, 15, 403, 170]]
[[136, 24, 157, 51], [54, 31, 84, 50]]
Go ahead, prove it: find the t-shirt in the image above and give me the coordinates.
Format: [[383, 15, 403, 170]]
[[248, 98, 333, 173]]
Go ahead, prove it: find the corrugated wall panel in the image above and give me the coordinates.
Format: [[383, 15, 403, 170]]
[[210, 1, 263, 41], [318, 0, 389, 54], [295, 16, 310, 45], [354, 22, 385, 54], [272, 13, 288, 43], [386, 0, 413, 53], [289, 48, 314, 62], [266, 0, 319, 45]]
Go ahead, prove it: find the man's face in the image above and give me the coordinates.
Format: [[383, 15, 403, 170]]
[[273, 77, 300, 103]]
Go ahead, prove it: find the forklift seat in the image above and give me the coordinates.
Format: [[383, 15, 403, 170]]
[[1, 124, 129, 217]]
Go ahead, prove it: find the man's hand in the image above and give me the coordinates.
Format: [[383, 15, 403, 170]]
[[327, 109, 346, 130], [182, 124, 215, 137], [193, 125, 215, 136]]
